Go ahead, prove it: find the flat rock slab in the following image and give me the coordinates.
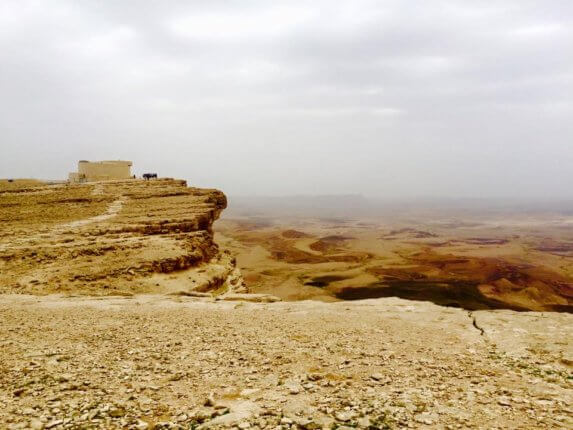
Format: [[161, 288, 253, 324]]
[[220, 293, 282, 303]]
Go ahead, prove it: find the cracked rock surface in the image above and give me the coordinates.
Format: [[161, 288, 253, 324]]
[[0, 295, 571, 429]]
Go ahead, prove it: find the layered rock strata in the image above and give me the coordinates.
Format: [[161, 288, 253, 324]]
[[0, 179, 246, 296]]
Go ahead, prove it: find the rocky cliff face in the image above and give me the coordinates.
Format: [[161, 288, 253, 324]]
[[0, 179, 245, 295]]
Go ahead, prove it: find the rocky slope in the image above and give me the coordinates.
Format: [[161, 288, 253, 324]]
[[0, 179, 245, 296]]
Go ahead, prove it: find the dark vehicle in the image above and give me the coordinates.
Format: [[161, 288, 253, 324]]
[[143, 173, 158, 180]]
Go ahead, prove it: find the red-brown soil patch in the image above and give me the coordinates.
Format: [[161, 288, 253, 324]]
[[382, 228, 438, 239], [309, 235, 354, 254], [309, 240, 337, 253], [266, 236, 370, 264], [535, 239, 573, 256], [281, 229, 310, 239], [460, 238, 510, 245], [327, 253, 372, 263], [353, 250, 573, 311], [320, 235, 354, 241], [367, 267, 429, 281]]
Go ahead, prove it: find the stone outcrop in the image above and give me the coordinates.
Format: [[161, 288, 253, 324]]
[[0, 179, 246, 296]]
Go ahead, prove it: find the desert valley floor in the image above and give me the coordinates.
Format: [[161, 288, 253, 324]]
[[0, 179, 571, 429], [217, 206, 573, 312]]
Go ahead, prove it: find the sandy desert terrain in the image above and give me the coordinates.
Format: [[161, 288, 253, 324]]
[[217, 209, 573, 312], [0, 180, 571, 429]]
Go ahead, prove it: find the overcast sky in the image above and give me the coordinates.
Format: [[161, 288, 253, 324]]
[[1, 0, 572, 198]]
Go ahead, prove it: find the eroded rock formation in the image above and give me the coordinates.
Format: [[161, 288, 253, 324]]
[[0, 179, 246, 296]]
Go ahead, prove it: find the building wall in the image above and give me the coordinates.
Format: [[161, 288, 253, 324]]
[[69, 160, 132, 182], [68, 172, 84, 182]]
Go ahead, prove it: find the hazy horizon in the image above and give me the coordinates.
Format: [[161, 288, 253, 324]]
[[1, 0, 572, 199], [224, 193, 573, 217]]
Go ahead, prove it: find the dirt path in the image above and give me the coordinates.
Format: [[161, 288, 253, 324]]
[[0, 196, 126, 253], [58, 196, 125, 229]]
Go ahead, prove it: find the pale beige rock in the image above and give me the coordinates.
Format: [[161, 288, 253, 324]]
[[0, 294, 570, 429], [220, 293, 282, 303], [0, 179, 246, 296]]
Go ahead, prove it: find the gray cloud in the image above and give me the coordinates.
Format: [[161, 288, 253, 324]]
[[1, 0, 572, 198]]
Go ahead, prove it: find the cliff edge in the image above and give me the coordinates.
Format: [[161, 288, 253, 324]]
[[0, 179, 245, 296]]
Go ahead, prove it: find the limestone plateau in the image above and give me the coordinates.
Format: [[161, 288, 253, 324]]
[[0, 179, 247, 297], [0, 179, 571, 429]]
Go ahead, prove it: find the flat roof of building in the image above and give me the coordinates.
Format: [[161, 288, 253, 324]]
[[78, 160, 132, 165]]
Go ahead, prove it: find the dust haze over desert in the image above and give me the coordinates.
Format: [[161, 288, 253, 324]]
[[1, 1, 573, 430]]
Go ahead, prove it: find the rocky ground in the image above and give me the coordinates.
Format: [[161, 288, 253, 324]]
[[0, 294, 571, 429], [1, 179, 572, 429]]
